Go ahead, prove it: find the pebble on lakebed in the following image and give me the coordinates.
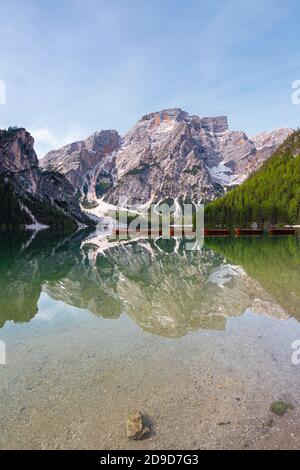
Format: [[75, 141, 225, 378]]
[[125, 412, 150, 440]]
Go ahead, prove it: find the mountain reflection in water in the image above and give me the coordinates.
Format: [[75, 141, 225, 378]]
[[0, 230, 299, 337]]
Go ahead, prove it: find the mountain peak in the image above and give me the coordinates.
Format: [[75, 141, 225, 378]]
[[84, 129, 120, 152], [139, 108, 184, 123], [138, 109, 229, 133], [40, 110, 292, 207], [200, 116, 228, 133], [0, 127, 38, 175], [0, 128, 95, 228], [41, 128, 120, 193]]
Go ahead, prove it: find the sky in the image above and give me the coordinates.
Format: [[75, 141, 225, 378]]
[[0, 0, 300, 157]]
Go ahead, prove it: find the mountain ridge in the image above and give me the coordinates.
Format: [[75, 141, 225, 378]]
[[0, 127, 95, 229], [41, 108, 293, 208]]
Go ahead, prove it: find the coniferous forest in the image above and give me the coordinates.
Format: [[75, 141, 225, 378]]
[[205, 130, 300, 227]]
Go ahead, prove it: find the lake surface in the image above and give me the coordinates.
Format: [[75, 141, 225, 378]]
[[0, 229, 300, 449]]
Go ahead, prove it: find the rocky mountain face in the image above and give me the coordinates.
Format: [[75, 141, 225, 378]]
[[41, 130, 120, 198], [41, 109, 293, 208], [0, 128, 94, 228]]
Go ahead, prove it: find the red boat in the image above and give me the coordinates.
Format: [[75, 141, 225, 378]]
[[112, 227, 196, 238], [204, 228, 230, 236], [235, 228, 264, 236], [269, 228, 295, 236]]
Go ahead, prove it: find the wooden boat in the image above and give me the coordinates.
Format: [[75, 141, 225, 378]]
[[235, 228, 264, 236], [269, 228, 295, 236], [204, 228, 230, 236], [112, 227, 195, 238]]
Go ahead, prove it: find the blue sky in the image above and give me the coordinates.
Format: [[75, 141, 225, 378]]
[[0, 0, 299, 157]]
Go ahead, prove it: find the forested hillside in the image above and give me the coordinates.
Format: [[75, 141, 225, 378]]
[[205, 130, 300, 227]]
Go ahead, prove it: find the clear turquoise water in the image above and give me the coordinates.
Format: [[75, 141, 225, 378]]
[[0, 230, 300, 449]]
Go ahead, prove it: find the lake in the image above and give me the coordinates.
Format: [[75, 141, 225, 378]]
[[0, 230, 300, 449]]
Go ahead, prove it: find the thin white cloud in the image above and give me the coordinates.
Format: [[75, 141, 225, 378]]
[[29, 127, 85, 158]]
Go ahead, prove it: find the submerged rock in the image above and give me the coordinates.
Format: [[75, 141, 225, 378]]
[[125, 411, 149, 440]]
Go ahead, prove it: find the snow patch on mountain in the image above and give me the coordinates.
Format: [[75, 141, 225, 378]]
[[208, 162, 246, 186]]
